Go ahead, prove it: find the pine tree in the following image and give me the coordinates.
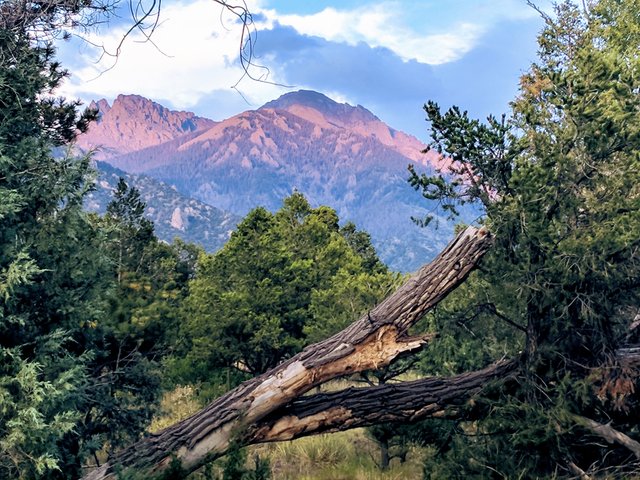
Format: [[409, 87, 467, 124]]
[[410, 1, 640, 476], [175, 193, 397, 394], [0, 24, 104, 478], [104, 177, 155, 283], [0, 23, 168, 480]]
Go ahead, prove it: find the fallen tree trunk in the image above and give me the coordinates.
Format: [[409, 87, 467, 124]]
[[83, 226, 493, 480], [245, 358, 518, 444]]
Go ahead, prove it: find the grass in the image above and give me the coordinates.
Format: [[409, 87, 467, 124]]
[[250, 429, 426, 480]]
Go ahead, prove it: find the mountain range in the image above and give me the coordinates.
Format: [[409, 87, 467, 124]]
[[80, 91, 469, 272]]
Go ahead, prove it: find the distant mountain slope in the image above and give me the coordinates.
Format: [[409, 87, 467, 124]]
[[86, 161, 239, 252], [79, 91, 476, 272], [261, 90, 436, 165], [77, 95, 216, 159]]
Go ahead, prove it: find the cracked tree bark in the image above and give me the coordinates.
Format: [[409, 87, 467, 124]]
[[244, 359, 518, 444], [83, 226, 493, 480]]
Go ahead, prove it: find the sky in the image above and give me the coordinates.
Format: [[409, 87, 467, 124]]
[[57, 0, 551, 141]]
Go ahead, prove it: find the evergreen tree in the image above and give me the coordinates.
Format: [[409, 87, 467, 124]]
[[104, 177, 155, 284], [99, 179, 197, 372], [0, 23, 104, 478], [0, 23, 174, 479], [410, 1, 640, 477], [175, 193, 397, 395]]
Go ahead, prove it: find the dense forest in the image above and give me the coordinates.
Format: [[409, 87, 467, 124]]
[[1, 0, 639, 479]]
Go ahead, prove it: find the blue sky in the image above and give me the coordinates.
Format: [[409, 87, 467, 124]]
[[57, 0, 550, 141]]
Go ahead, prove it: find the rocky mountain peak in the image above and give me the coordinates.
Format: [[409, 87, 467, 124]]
[[107, 94, 210, 133], [76, 90, 456, 271], [256, 90, 431, 163], [76, 94, 216, 158], [88, 98, 111, 122], [261, 90, 379, 126]]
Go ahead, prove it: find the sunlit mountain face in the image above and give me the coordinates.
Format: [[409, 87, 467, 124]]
[[78, 90, 478, 272]]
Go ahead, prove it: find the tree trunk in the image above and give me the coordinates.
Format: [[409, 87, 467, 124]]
[[83, 226, 493, 480], [243, 359, 517, 444], [380, 437, 390, 470]]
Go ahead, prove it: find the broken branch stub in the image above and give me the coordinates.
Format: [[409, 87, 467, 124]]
[[83, 226, 493, 480]]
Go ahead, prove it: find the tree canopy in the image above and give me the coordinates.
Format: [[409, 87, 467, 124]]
[[175, 192, 397, 389], [409, 1, 640, 476]]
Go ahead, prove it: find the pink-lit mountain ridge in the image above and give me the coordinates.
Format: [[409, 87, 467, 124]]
[[78, 95, 216, 158], [80, 91, 469, 272]]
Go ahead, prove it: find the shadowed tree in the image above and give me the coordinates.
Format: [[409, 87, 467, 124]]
[[409, 1, 640, 476]]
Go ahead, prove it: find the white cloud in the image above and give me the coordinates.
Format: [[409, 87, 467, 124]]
[[257, 4, 485, 65], [58, 0, 284, 114], [56, 0, 547, 115], [254, 0, 549, 66]]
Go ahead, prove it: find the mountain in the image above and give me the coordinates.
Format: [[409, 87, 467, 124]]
[[77, 94, 216, 159], [261, 91, 433, 164], [86, 161, 239, 252], [78, 91, 473, 272]]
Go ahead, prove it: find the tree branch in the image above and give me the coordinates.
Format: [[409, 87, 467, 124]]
[[572, 414, 640, 460], [245, 359, 517, 444]]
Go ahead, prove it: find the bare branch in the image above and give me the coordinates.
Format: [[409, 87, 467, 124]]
[[572, 414, 640, 460], [1, 0, 289, 90]]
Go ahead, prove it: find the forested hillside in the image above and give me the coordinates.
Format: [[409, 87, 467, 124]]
[[1, 1, 639, 480], [86, 161, 239, 253]]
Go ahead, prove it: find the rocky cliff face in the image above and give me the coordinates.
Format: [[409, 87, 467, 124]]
[[78, 91, 474, 272], [77, 94, 216, 158]]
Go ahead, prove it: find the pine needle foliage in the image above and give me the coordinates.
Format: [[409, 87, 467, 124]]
[[409, 1, 640, 477], [0, 19, 184, 479]]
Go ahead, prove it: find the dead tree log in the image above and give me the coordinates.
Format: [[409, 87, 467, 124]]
[[83, 226, 493, 480], [245, 359, 518, 444]]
